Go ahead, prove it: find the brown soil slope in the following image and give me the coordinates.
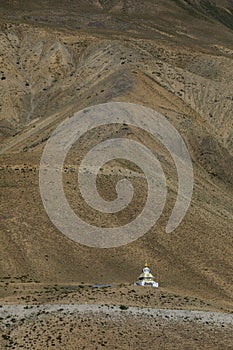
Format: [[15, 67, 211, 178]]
[[0, 0, 233, 304]]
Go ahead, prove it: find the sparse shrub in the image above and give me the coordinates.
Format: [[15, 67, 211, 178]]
[[119, 305, 128, 310]]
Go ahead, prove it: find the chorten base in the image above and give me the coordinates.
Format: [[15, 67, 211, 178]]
[[134, 281, 158, 287]]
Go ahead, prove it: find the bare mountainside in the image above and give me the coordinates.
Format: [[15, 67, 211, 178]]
[[0, 0, 233, 308]]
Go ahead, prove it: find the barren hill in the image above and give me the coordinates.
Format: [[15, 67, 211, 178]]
[[0, 0, 233, 306]]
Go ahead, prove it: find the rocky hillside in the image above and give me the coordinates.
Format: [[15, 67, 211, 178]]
[[0, 1, 232, 302]]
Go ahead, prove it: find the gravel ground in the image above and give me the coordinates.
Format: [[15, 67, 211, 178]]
[[1, 304, 233, 328], [1, 304, 233, 349]]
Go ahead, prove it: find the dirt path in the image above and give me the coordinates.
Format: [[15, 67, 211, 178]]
[[1, 304, 233, 328]]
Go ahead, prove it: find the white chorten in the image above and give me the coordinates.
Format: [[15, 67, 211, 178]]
[[134, 261, 158, 287]]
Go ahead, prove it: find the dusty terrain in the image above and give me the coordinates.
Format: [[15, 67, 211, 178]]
[[1, 302, 233, 349], [0, 0, 233, 349], [0, 283, 233, 349]]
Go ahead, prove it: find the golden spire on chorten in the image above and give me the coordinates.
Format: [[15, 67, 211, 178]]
[[145, 260, 148, 267]]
